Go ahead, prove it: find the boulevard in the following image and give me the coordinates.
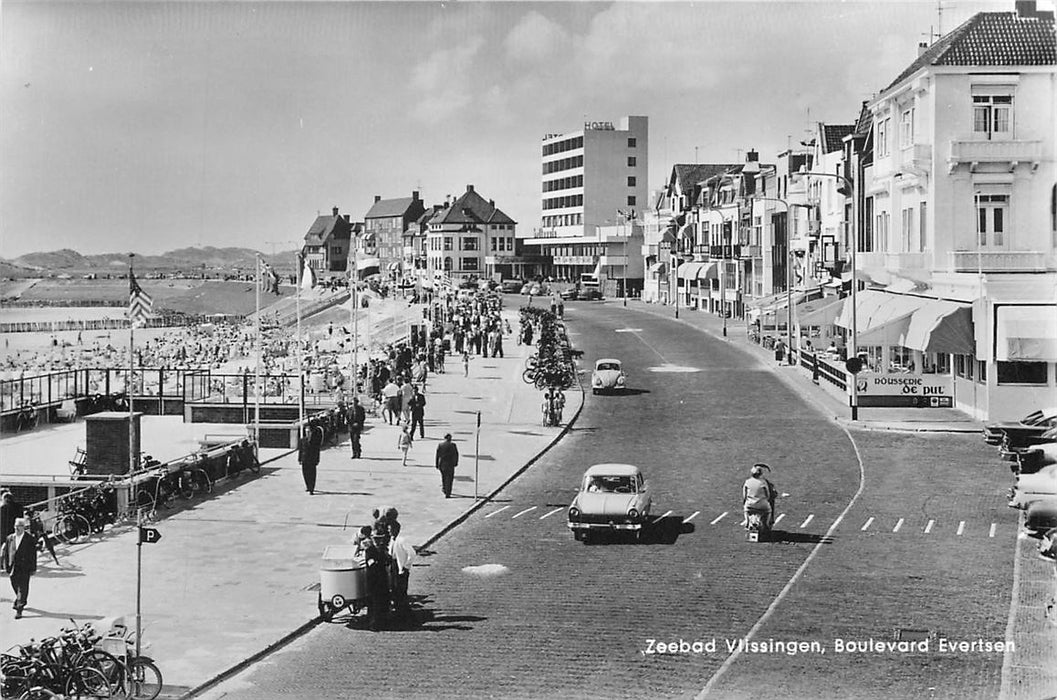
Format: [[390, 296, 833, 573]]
[[200, 300, 1016, 700]]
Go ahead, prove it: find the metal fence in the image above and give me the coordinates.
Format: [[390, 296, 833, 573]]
[[1, 367, 196, 414]]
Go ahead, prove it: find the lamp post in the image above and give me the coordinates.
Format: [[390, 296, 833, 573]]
[[616, 209, 630, 307], [711, 208, 737, 338], [797, 167, 857, 419]]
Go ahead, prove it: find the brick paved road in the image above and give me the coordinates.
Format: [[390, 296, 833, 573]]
[[202, 302, 1014, 700]]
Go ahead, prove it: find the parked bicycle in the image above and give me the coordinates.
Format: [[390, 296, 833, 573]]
[[26, 508, 60, 566]]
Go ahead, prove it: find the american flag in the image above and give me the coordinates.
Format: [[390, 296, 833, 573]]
[[128, 268, 153, 326]]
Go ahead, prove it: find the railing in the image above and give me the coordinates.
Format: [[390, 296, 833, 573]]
[[947, 250, 1055, 273], [858, 251, 930, 270], [0, 313, 242, 334], [948, 139, 1042, 168], [1, 368, 196, 415]]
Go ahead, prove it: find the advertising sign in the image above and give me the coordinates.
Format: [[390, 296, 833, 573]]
[[853, 372, 954, 408]]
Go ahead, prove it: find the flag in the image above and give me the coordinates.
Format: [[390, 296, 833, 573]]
[[128, 268, 153, 326], [260, 259, 281, 296], [299, 255, 317, 291]]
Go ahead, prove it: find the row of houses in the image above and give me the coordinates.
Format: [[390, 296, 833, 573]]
[[637, 0, 1055, 420]]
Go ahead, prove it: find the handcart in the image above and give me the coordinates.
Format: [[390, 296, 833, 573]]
[[317, 544, 368, 622]]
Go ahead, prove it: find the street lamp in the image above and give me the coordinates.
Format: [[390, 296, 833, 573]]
[[796, 166, 857, 419], [617, 210, 630, 307]]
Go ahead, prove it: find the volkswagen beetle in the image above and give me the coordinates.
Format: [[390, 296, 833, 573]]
[[591, 358, 626, 394], [567, 463, 652, 542]]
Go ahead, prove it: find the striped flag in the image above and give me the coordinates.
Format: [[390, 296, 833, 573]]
[[299, 255, 316, 292], [260, 259, 281, 296], [128, 268, 153, 326]]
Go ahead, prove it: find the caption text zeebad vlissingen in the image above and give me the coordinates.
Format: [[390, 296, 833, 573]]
[[642, 637, 1012, 656]]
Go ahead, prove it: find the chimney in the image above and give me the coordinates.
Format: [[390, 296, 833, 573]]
[[917, 41, 929, 56], [343, 214, 350, 222], [489, 199, 495, 208], [412, 191, 419, 200], [1016, 0, 1053, 19], [332, 206, 339, 217], [374, 195, 381, 203], [466, 184, 474, 193]]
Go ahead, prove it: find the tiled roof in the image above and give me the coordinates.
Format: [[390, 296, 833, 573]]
[[853, 102, 872, 138], [365, 196, 416, 219], [670, 164, 737, 193], [304, 215, 340, 245], [820, 124, 854, 154], [431, 188, 515, 227], [883, 10, 1056, 95]]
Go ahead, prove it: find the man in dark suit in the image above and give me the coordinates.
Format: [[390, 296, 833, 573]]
[[347, 397, 366, 459], [298, 423, 323, 495], [2, 517, 37, 618], [1, 490, 23, 543], [434, 433, 459, 498], [408, 386, 426, 439]]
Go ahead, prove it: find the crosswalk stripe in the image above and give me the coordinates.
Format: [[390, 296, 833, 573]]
[[989, 523, 997, 538], [956, 520, 965, 536], [799, 514, 814, 528], [710, 511, 728, 525], [773, 514, 785, 525], [860, 517, 874, 532], [511, 506, 537, 519], [924, 519, 935, 534], [660, 510, 673, 519], [485, 505, 511, 519], [540, 507, 564, 520], [893, 518, 904, 533], [683, 511, 699, 524]]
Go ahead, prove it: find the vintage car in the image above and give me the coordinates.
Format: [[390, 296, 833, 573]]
[[1008, 464, 1057, 534], [567, 463, 652, 542], [983, 407, 1057, 446], [591, 358, 627, 394]]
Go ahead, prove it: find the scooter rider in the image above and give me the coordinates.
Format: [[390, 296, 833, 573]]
[[742, 463, 777, 528]]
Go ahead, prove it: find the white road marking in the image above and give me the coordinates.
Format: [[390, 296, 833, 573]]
[[989, 523, 997, 538], [540, 507, 564, 520], [957, 520, 965, 536], [924, 519, 935, 534], [893, 518, 904, 533], [799, 514, 814, 528], [647, 364, 701, 373], [660, 510, 673, 519], [773, 514, 785, 525], [484, 505, 510, 518], [683, 511, 699, 523], [710, 511, 728, 525], [614, 328, 643, 333], [860, 517, 874, 532], [511, 506, 537, 519]]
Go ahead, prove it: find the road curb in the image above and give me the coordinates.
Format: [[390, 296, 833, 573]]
[[181, 355, 586, 699]]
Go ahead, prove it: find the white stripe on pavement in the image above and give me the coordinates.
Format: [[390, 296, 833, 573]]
[[540, 507, 564, 520], [799, 514, 814, 528], [511, 506, 537, 519], [660, 510, 673, 519], [773, 514, 786, 525], [683, 511, 699, 524], [485, 505, 511, 518], [893, 518, 904, 533], [989, 523, 997, 538], [710, 511, 728, 525], [924, 519, 935, 534], [860, 517, 874, 532], [957, 520, 965, 536]]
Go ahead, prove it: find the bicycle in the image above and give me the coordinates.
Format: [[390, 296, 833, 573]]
[[27, 508, 60, 566], [3, 638, 115, 699]]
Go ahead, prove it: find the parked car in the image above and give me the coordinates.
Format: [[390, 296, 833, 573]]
[[1009, 442, 1057, 475], [579, 287, 602, 301], [591, 358, 626, 394], [559, 287, 579, 301], [500, 280, 523, 294], [1008, 464, 1057, 533], [567, 463, 653, 542], [1000, 424, 1057, 455], [983, 407, 1057, 446]]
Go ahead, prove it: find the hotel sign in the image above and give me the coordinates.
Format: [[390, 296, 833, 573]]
[[853, 372, 954, 408], [553, 255, 596, 265], [584, 121, 615, 131]]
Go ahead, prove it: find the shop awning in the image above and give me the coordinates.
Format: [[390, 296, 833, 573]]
[[996, 305, 1057, 361], [678, 262, 708, 280], [648, 261, 666, 274], [795, 296, 845, 326], [835, 290, 923, 347], [699, 262, 719, 281], [356, 257, 381, 271], [387, 261, 402, 271], [898, 299, 974, 354]]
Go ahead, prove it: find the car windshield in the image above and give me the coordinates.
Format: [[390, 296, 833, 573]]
[[596, 362, 621, 372], [1021, 410, 1047, 425], [585, 475, 636, 493]]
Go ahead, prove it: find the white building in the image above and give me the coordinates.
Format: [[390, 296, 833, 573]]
[[425, 185, 517, 284], [523, 116, 649, 291], [852, 1, 1056, 419]]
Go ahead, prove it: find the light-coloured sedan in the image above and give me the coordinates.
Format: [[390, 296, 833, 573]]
[[591, 358, 626, 395], [568, 463, 652, 542]]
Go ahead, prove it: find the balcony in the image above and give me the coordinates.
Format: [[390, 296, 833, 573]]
[[741, 245, 762, 258], [947, 139, 1042, 173], [858, 252, 929, 270], [899, 143, 932, 176], [947, 250, 1056, 272]]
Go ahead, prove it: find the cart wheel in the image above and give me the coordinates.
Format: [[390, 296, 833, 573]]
[[331, 594, 346, 610], [352, 602, 362, 615]]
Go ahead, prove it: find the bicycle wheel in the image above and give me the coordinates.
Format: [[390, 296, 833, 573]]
[[521, 368, 536, 384], [135, 489, 155, 515], [176, 474, 194, 500], [191, 469, 212, 495], [79, 650, 122, 691], [54, 514, 91, 544], [123, 657, 162, 700], [64, 665, 113, 698], [18, 688, 60, 700]]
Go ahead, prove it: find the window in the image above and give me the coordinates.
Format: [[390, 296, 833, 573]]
[[901, 207, 915, 253], [443, 237, 453, 251], [628, 156, 637, 167], [443, 257, 452, 272], [973, 95, 1012, 139], [955, 354, 975, 380], [628, 138, 637, 148], [627, 176, 637, 187], [919, 202, 927, 252], [900, 108, 914, 148], [462, 257, 479, 271], [876, 118, 890, 157], [997, 361, 1047, 385], [627, 196, 636, 206], [462, 238, 478, 251], [977, 194, 1008, 248]]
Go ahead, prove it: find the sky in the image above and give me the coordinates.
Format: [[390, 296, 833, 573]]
[[0, 0, 1032, 258]]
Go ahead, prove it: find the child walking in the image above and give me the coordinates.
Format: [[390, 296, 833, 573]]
[[398, 424, 413, 466]]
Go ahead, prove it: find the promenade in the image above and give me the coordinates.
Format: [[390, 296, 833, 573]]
[[0, 303, 583, 698]]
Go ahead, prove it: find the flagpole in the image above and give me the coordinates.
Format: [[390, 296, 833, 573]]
[[254, 254, 262, 451], [351, 235, 359, 404], [128, 253, 143, 662], [296, 252, 305, 427]]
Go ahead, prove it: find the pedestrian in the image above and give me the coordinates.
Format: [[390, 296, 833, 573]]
[[362, 523, 391, 631], [435, 433, 459, 498], [398, 424, 413, 466], [347, 397, 366, 459], [2, 517, 37, 619], [409, 385, 426, 439], [774, 339, 786, 364], [382, 377, 400, 425], [388, 520, 415, 620], [493, 327, 504, 359], [462, 350, 470, 378], [399, 378, 414, 423], [1, 491, 23, 544], [298, 423, 323, 495]]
